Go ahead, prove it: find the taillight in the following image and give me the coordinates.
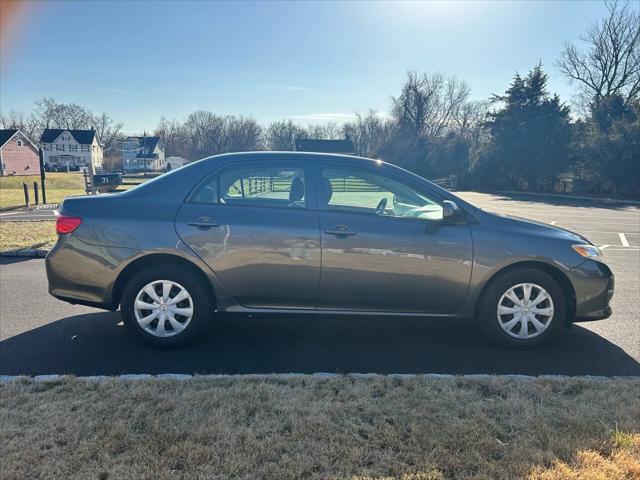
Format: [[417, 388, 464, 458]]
[[56, 215, 82, 234]]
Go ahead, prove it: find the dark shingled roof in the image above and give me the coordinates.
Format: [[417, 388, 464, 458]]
[[0, 129, 18, 148], [294, 138, 355, 155], [40, 129, 97, 144], [128, 136, 160, 152], [135, 153, 158, 159]]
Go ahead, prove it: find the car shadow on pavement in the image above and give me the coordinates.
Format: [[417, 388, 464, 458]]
[[488, 192, 638, 210], [1, 312, 638, 377]]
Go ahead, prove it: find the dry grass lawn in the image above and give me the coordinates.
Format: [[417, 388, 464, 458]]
[[0, 172, 150, 208], [0, 172, 86, 208], [0, 187, 85, 208], [0, 221, 57, 251], [1, 375, 638, 480], [528, 431, 640, 479]]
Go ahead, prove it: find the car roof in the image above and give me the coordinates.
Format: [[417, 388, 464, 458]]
[[200, 150, 378, 164]]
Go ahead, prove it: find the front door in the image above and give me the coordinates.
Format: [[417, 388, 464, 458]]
[[175, 159, 320, 309], [315, 162, 473, 314]]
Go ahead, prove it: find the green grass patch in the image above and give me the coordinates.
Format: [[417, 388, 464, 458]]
[[0, 172, 152, 207], [0, 221, 57, 251], [0, 172, 86, 208]]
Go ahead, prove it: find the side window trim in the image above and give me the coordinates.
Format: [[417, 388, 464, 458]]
[[185, 159, 316, 210]]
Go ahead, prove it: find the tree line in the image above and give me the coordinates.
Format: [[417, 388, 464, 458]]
[[2, 1, 638, 198]]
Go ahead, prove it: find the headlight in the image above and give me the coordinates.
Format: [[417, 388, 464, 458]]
[[572, 244, 602, 260]]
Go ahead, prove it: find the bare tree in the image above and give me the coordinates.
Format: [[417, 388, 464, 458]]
[[263, 120, 306, 150], [558, 0, 640, 105], [0, 110, 40, 139], [391, 71, 470, 139], [32, 97, 103, 131], [38, 100, 92, 130], [342, 110, 392, 156], [180, 111, 262, 159], [91, 112, 122, 149], [226, 116, 262, 152], [304, 122, 342, 140], [155, 117, 191, 158], [453, 100, 489, 143], [32, 98, 60, 129]]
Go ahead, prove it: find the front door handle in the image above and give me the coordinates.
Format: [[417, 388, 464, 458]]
[[187, 217, 220, 230], [324, 226, 357, 237]]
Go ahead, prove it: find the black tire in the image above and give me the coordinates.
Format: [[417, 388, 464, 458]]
[[478, 268, 566, 348], [121, 264, 214, 347]]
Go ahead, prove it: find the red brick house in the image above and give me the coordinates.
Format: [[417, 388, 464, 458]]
[[0, 129, 41, 176]]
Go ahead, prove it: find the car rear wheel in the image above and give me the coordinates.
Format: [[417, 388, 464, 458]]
[[478, 268, 566, 347], [121, 265, 213, 347]]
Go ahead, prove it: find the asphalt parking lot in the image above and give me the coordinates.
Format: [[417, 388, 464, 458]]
[[0, 206, 58, 222], [1, 192, 638, 376]]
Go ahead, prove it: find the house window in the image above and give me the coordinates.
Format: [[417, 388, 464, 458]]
[[69, 145, 78, 151], [16, 140, 23, 147], [56, 144, 64, 151]]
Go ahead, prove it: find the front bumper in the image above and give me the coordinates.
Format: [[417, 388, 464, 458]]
[[567, 259, 614, 322]]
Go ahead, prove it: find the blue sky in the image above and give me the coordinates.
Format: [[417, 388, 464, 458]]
[[1, 0, 611, 133]]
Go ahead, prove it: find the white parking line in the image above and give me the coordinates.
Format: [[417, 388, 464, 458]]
[[598, 244, 640, 251], [619, 233, 630, 247]]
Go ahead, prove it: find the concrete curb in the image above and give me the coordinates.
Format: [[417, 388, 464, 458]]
[[0, 249, 48, 258], [0, 204, 59, 213], [0, 205, 25, 212], [1, 373, 639, 383], [496, 190, 640, 205]]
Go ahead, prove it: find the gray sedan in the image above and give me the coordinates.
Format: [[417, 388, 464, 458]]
[[46, 152, 614, 347]]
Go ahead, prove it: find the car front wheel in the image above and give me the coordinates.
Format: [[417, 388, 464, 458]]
[[478, 268, 566, 347], [121, 265, 213, 347]]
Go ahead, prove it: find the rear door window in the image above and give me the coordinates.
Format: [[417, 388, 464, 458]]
[[191, 163, 307, 209]]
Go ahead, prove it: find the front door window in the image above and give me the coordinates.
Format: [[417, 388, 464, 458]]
[[320, 167, 443, 221]]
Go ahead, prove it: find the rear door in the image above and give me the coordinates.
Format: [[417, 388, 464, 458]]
[[175, 159, 320, 309], [314, 161, 473, 314]]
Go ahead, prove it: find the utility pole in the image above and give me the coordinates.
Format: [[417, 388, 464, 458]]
[[38, 147, 47, 204]]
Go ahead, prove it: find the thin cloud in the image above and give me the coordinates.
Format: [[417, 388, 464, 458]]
[[95, 86, 136, 96], [291, 112, 357, 122], [291, 111, 390, 123], [264, 85, 311, 92]]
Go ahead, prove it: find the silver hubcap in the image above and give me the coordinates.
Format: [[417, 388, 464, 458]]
[[497, 283, 554, 339], [133, 280, 193, 338]]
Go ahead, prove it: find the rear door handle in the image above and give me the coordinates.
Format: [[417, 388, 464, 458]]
[[187, 217, 220, 229], [324, 226, 357, 237]]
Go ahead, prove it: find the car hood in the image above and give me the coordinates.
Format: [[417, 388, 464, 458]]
[[483, 211, 593, 245]]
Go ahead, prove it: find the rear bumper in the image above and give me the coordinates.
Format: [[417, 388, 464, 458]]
[[50, 293, 115, 310], [45, 235, 136, 310], [568, 259, 614, 322]]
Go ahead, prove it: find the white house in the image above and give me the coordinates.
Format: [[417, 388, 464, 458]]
[[165, 156, 189, 170], [40, 129, 103, 171], [122, 136, 165, 172]]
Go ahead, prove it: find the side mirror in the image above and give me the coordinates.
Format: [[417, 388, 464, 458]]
[[442, 200, 461, 222]]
